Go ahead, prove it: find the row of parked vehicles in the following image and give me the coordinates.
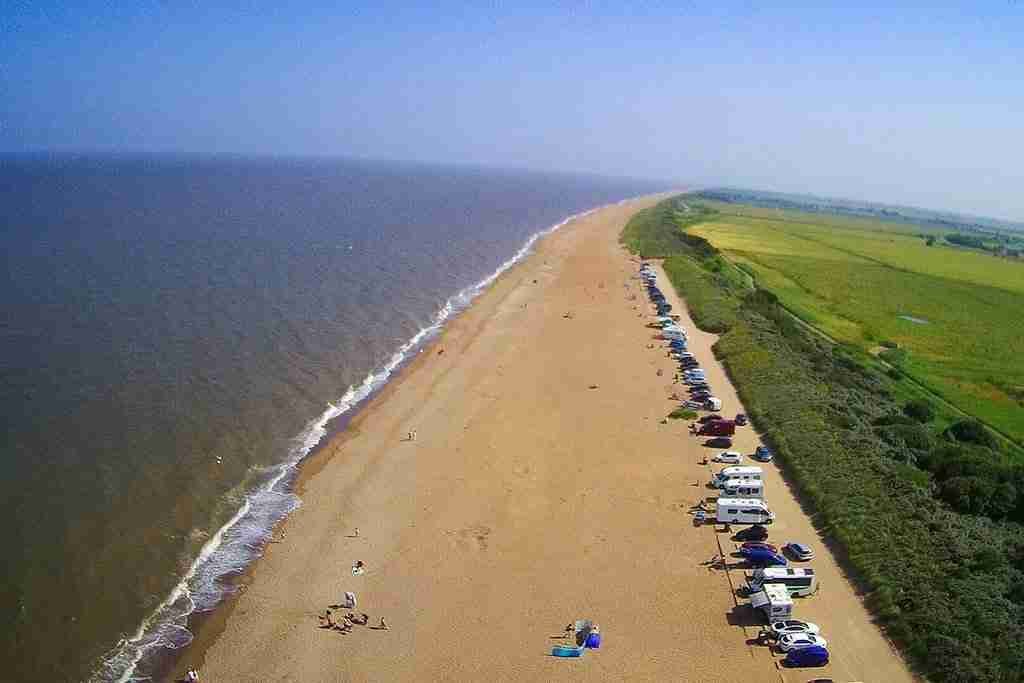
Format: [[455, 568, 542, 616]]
[[709, 465, 828, 667], [641, 262, 829, 668], [710, 462, 828, 668]]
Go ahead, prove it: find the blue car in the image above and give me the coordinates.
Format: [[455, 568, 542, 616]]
[[783, 644, 829, 667], [740, 547, 787, 567], [753, 445, 773, 462]]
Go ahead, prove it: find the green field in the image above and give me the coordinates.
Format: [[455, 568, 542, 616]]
[[688, 203, 1024, 445]]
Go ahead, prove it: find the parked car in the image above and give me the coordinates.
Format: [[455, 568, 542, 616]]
[[713, 451, 743, 464], [741, 541, 778, 554], [742, 548, 788, 567], [698, 420, 735, 437], [783, 645, 829, 668], [783, 542, 815, 561], [769, 620, 821, 638], [735, 413, 748, 426], [698, 414, 724, 424], [777, 633, 828, 653], [753, 445, 773, 462], [734, 524, 769, 542], [705, 436, 733, 448]]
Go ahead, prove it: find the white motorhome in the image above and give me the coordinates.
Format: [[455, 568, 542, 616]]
[[712, 466, 763, 488], [748, 568, 819, 597], [715, 498, 774, 525], [719, 479, 764, 499], [749, 583, 793, 620]]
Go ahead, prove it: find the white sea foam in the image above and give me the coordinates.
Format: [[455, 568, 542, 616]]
[[94, 201, 603, 683]]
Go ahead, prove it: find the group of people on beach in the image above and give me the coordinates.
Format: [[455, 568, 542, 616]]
[[318, 609, 387, 633], [317, 546, 389, 634]]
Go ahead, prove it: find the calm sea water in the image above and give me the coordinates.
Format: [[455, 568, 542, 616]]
[[0, 155, 665, 681]]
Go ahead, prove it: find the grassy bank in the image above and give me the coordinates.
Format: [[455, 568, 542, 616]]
[[622, 197, 1024, 682]]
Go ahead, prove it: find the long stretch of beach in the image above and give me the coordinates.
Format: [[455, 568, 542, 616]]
[[183, 196, 914, 681]]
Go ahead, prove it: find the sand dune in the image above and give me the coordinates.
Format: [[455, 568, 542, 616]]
[[184, 196, 913, 682]]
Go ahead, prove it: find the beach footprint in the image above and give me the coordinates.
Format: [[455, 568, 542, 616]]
[[449, 524, 491, 551]]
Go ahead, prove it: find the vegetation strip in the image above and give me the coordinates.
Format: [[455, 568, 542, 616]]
[[622, 196, 1024, 682]]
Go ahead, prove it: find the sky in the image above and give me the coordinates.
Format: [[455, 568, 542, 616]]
[[3, 1, 1024, 220]]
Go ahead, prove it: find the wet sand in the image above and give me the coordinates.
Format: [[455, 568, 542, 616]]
[[186, 196, 914, 682]]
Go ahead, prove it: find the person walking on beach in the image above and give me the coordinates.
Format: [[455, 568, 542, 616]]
[[343, 591, 357, 609], [411, 429, 417, 441], [379, 617, 389, 630]]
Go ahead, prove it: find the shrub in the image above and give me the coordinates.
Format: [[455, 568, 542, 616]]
[[903, 398, 936, 423], [893, 424, 934, 451], [947, 419, 997, 448], [668, 408, 697, 420], [879, 347, 907, 365], [874, 413, 918, 427]]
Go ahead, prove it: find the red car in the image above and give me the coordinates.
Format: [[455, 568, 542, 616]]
[[740, 541, 778, 554], [698, 420, 736, 436]]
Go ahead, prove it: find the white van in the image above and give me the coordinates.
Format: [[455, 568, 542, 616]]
[[748, 568, 819, 597], [720, 479, 764, 499], [715, 498, 774, 525], [712, 466, 763, 488], [749, 583, 793, 619]]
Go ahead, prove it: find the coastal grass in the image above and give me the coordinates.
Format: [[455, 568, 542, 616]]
[[687, 207, 1024, 446], [622, 196, 1024, 682]]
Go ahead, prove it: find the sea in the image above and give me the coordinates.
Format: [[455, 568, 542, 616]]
[[0, 155, 667, 682]]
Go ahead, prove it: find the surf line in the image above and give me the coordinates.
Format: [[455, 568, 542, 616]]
[[97, 199, 615, 683]]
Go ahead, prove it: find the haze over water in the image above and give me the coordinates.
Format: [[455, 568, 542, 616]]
[[0, 155, 665, 681]]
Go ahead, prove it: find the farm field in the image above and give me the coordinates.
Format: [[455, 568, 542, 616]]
[[687, 204, 1024, 445]]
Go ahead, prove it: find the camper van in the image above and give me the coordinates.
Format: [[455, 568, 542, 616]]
[[720, 479, 764, 499], [748, 568, 819, 597], [712, 466, 763, 488], [749, 583, 793, 620], [716, 498, 774, 525]]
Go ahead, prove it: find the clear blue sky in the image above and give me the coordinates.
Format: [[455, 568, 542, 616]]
[[3, 2, 1023, 220]]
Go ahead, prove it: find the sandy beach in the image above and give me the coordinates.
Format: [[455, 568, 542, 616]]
[[183, 196, 914, 682]]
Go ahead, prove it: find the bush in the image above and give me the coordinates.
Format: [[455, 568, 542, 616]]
[[947, 419, 997, 448], [668, 408, 697, 420], [874, 413, 918, 427], [903, 399, 936, 423], [879, 347, 907, 365], [893, 424, 934, 451]]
